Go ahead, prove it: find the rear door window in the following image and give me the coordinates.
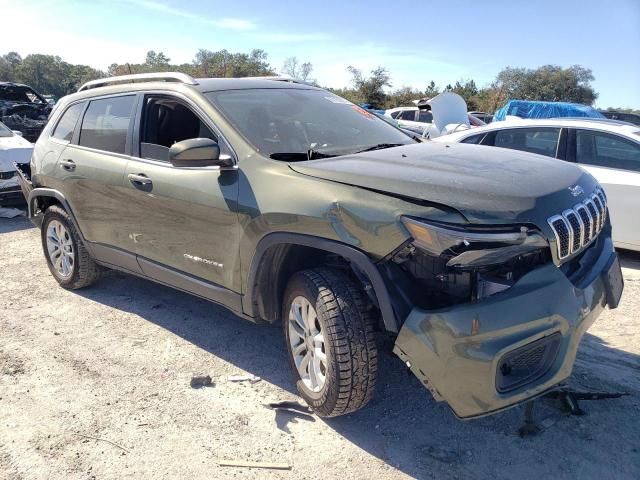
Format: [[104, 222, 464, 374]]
[[417, 110, 433, 123], [52, 102, 85, 142], [79, 96, 135, 154], [398, 110, 417, 121], [493, 127, 560, 157], [576, 129, 640, 171]]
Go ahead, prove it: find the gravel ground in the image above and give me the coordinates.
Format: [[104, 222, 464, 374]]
[[1, 216, 639, 480]]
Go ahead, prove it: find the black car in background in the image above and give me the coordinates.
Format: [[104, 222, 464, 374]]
[[600, 110, 640, 126], [0, 82, 52, 142]]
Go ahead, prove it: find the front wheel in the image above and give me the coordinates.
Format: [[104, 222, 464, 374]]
[[282, 268, 377, 417]]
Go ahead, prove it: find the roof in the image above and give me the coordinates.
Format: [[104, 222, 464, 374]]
[[76, 72, 319, 93], [433, 117, 640, 143], [194, 77, 319, 92]]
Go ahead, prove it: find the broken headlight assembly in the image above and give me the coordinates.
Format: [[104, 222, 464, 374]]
[[395, 217, 551, 307]]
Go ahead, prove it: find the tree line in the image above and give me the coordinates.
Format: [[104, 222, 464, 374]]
[[2, 49, 635, 113]]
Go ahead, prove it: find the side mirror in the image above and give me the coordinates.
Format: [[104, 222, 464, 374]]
[[169, 138, 233, 168], [12, 130, 23, 137]]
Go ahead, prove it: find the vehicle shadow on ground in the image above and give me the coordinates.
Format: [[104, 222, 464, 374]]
[[76, 269, 640, 479], [0, 216, 33, 234], [619, 248, 640, 274]]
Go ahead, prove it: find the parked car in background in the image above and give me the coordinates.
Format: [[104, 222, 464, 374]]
[[385, 106, 434, 134], [0, 120, 33, 206], [359, 103, 385, 115], [17, 72, 622, 420], [600, 110, 640, 126], [468, 111, 493, 123], [434, 118, 640, 251], [42, 94, 57, 106], [385, 104, 484, 136], [0, 82, 52, 142], [493, 100, 604, 122]]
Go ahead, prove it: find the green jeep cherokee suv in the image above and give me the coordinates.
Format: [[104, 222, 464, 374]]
[[19, 73, 623, 419]]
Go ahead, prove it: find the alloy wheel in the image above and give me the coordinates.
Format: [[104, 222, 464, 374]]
[[46, 220, 74, 278], [288, 296, 327, 392]]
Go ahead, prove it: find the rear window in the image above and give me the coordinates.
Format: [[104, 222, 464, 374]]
[[52, 102, 85, 142], [79, 96, 135, 154]]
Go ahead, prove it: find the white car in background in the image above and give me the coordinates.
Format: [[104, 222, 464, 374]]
[[385, 106, 434, 134], [385, 93, 485, 136], [434, 118, 640, 251], [0, 121, 33, 206]]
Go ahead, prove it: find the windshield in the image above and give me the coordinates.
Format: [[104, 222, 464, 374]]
[[206, 88, 414, 159], [0, 121, 13, 137]]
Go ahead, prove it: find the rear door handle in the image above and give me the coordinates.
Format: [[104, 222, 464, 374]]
[[60, 159, 76, 171], [127, 173, 153, 186]]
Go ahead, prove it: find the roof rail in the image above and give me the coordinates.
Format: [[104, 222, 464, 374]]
[[78, 72, 198, 92], [248, 75, 312, 85]]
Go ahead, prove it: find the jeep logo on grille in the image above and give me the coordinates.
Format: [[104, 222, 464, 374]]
[[568, 185, 584, 197]]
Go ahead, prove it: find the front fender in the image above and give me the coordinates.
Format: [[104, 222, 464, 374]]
[[243, 232, 400, 333]]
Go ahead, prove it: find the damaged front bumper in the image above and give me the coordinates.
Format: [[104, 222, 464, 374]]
[[393, 236, 620, 419]]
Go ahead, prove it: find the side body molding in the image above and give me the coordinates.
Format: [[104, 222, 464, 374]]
[[243, 232, 399, 333]]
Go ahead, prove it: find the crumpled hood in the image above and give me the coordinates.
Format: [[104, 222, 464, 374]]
[[289, 143, 599, 225]]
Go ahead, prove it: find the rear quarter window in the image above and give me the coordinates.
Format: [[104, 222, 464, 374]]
[[79, 95, 135, 154], [461, 133, 486, 144], [52, 102, 85, 142]]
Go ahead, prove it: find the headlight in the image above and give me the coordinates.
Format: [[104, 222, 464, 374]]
[[400, 217, 549, 269]]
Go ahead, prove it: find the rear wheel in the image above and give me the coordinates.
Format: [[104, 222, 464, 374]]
[[41, 205, 100, 289], [282, 268, 377, 417]]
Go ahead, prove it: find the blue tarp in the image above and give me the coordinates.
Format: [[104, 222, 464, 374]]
[[493, 100, 605, 121]]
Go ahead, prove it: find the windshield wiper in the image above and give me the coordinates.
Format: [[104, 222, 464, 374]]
[[269, 151, 336, 162], [352, 143, 406, 154]]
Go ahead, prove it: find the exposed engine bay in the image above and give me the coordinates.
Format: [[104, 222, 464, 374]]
[[0, 83, 52, 142]]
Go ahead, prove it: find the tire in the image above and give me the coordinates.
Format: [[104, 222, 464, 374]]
[[41, 205, 100, 290], [282, 267, 377, 417]]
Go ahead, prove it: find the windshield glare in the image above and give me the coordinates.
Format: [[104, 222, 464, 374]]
[[206, 89, 414, 158]]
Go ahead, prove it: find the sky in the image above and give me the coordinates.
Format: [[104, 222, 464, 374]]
[[1, 0, 639, 108]]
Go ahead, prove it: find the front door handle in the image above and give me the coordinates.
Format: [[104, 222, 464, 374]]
[[128, 173, 153, 186], [60, 159, 76, 171]]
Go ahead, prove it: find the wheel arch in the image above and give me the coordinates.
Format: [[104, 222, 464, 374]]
[[243, 233, 399, 333], [29, 188, 86, 244]]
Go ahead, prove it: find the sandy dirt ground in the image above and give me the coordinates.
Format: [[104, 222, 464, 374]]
[[1, 216, 639, 480]]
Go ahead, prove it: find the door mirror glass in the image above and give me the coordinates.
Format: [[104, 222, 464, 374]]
[[169, 138, 230, 167]]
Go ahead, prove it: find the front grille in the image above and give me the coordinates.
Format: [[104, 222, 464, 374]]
[[547, 188, 607, 262]]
